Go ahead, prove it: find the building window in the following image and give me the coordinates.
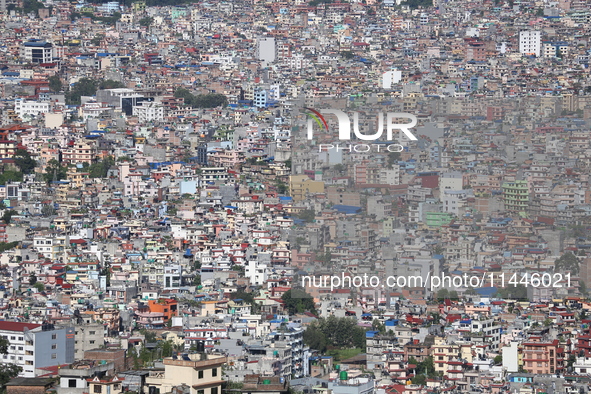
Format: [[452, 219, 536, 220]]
[[52, 344, 57, 349], [212, 368, 218, 377], [69, 380, 77, 388], [198, 371, 204, 379], [94, 385, 102, 393], [211, 388, 218, 394], [51, 353, 57, 359], [52, 334, 57, 340]]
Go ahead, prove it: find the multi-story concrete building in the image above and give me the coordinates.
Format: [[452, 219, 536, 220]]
[[0, 321, 75, 377], [521, 338, 565, 374], [257, 37, 276, 64], [21, 40, 53, 63], [366, 332, 397, 370], [57, 361, 114, 394], [519, 30, 541, 57], [72, 319, 105, 361], [145, 354, 227, 394], [132, 101, 164, 122], [14, 99, 50, 119], [502, 180, 529, 214]]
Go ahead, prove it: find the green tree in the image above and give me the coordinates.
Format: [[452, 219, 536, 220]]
[[0, 242, 19, 253], [401, 0, 432, 8], [66, 77, 98, 105], [139, 16, 154, 26], [13, 148, 37, 174], [1, 210, 18, 224], [275, 180, 288, 194], [555, 252, 579, 275], [43, 159, 68, 184], [411, 374, 426, 385], [99, 80, 125, 89], [387, 151, 401, 168], [494, 355, 502, 365], [88, 156, 114, 178], [436, 288, 449, 302], [495, 284, 528, 301], [41, 204, 56, 217], [0, 170, 23, 185], [341, 51, 355, 59], [567, 353, 576, 368], [193, 274, 201, 287], [303, 324, 328, 352], [372, 318, 386, 333], [281, 289, 317, 315], [230, 291, 256, 304], [48, 75, 62, 92], [0, 336, 22, 390], [297, 210, 315, 223], [174, 88, 228, 108], [139, 329, 157, 343], [303, 316, 366, 351], [29, 273, 37, 285], [33, 282, 45, 292]]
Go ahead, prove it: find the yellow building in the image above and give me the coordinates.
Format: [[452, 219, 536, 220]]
[[289, 175, 324, 202], [145, 354, 227, 394]]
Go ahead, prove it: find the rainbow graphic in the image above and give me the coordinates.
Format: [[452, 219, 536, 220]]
[[304, 108, 329, 132]]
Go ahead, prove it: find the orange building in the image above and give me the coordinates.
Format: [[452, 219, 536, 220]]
[[521, 337, 565, 374], [148, 299, 178, 321]]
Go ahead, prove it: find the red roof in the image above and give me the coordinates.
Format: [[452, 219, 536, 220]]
[[0, 321, 41, 332]]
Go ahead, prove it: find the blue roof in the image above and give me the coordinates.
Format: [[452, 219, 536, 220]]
[[332, 205, 362, 214], [475, 287, 497, 296], [24, 40, 50, 47]]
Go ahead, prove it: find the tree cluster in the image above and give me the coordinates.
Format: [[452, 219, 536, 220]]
[[401, 0, 433, 8], [84, 156, 115, 178], [409, 356, 437, 385], [303, 316, 366, 353], [43, 159, 68, 185], [174, 88, 228, 108], [281, 289, 317, 316], [66, 78, 125, 105], [555, 252, 579, 275], [495, 284, 528, 301]]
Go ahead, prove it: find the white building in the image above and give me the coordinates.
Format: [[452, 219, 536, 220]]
[[379, 167, 400, 185], [21, 40, 53, 64], [257, 37, 276, 64], [132, 101, 164, 122], [382, 70, 402, 89], [0, 321, 75, 377], [519, 30, 541, 57], [14, 99, 50, 118], [284, 54, 309, 70]]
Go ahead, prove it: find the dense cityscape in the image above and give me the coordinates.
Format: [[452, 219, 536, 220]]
[[0, 0, 591, 393]]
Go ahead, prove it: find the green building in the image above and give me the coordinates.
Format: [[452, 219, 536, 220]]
[[502, 180, 529, 213], [426, 212, 454, 227]]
